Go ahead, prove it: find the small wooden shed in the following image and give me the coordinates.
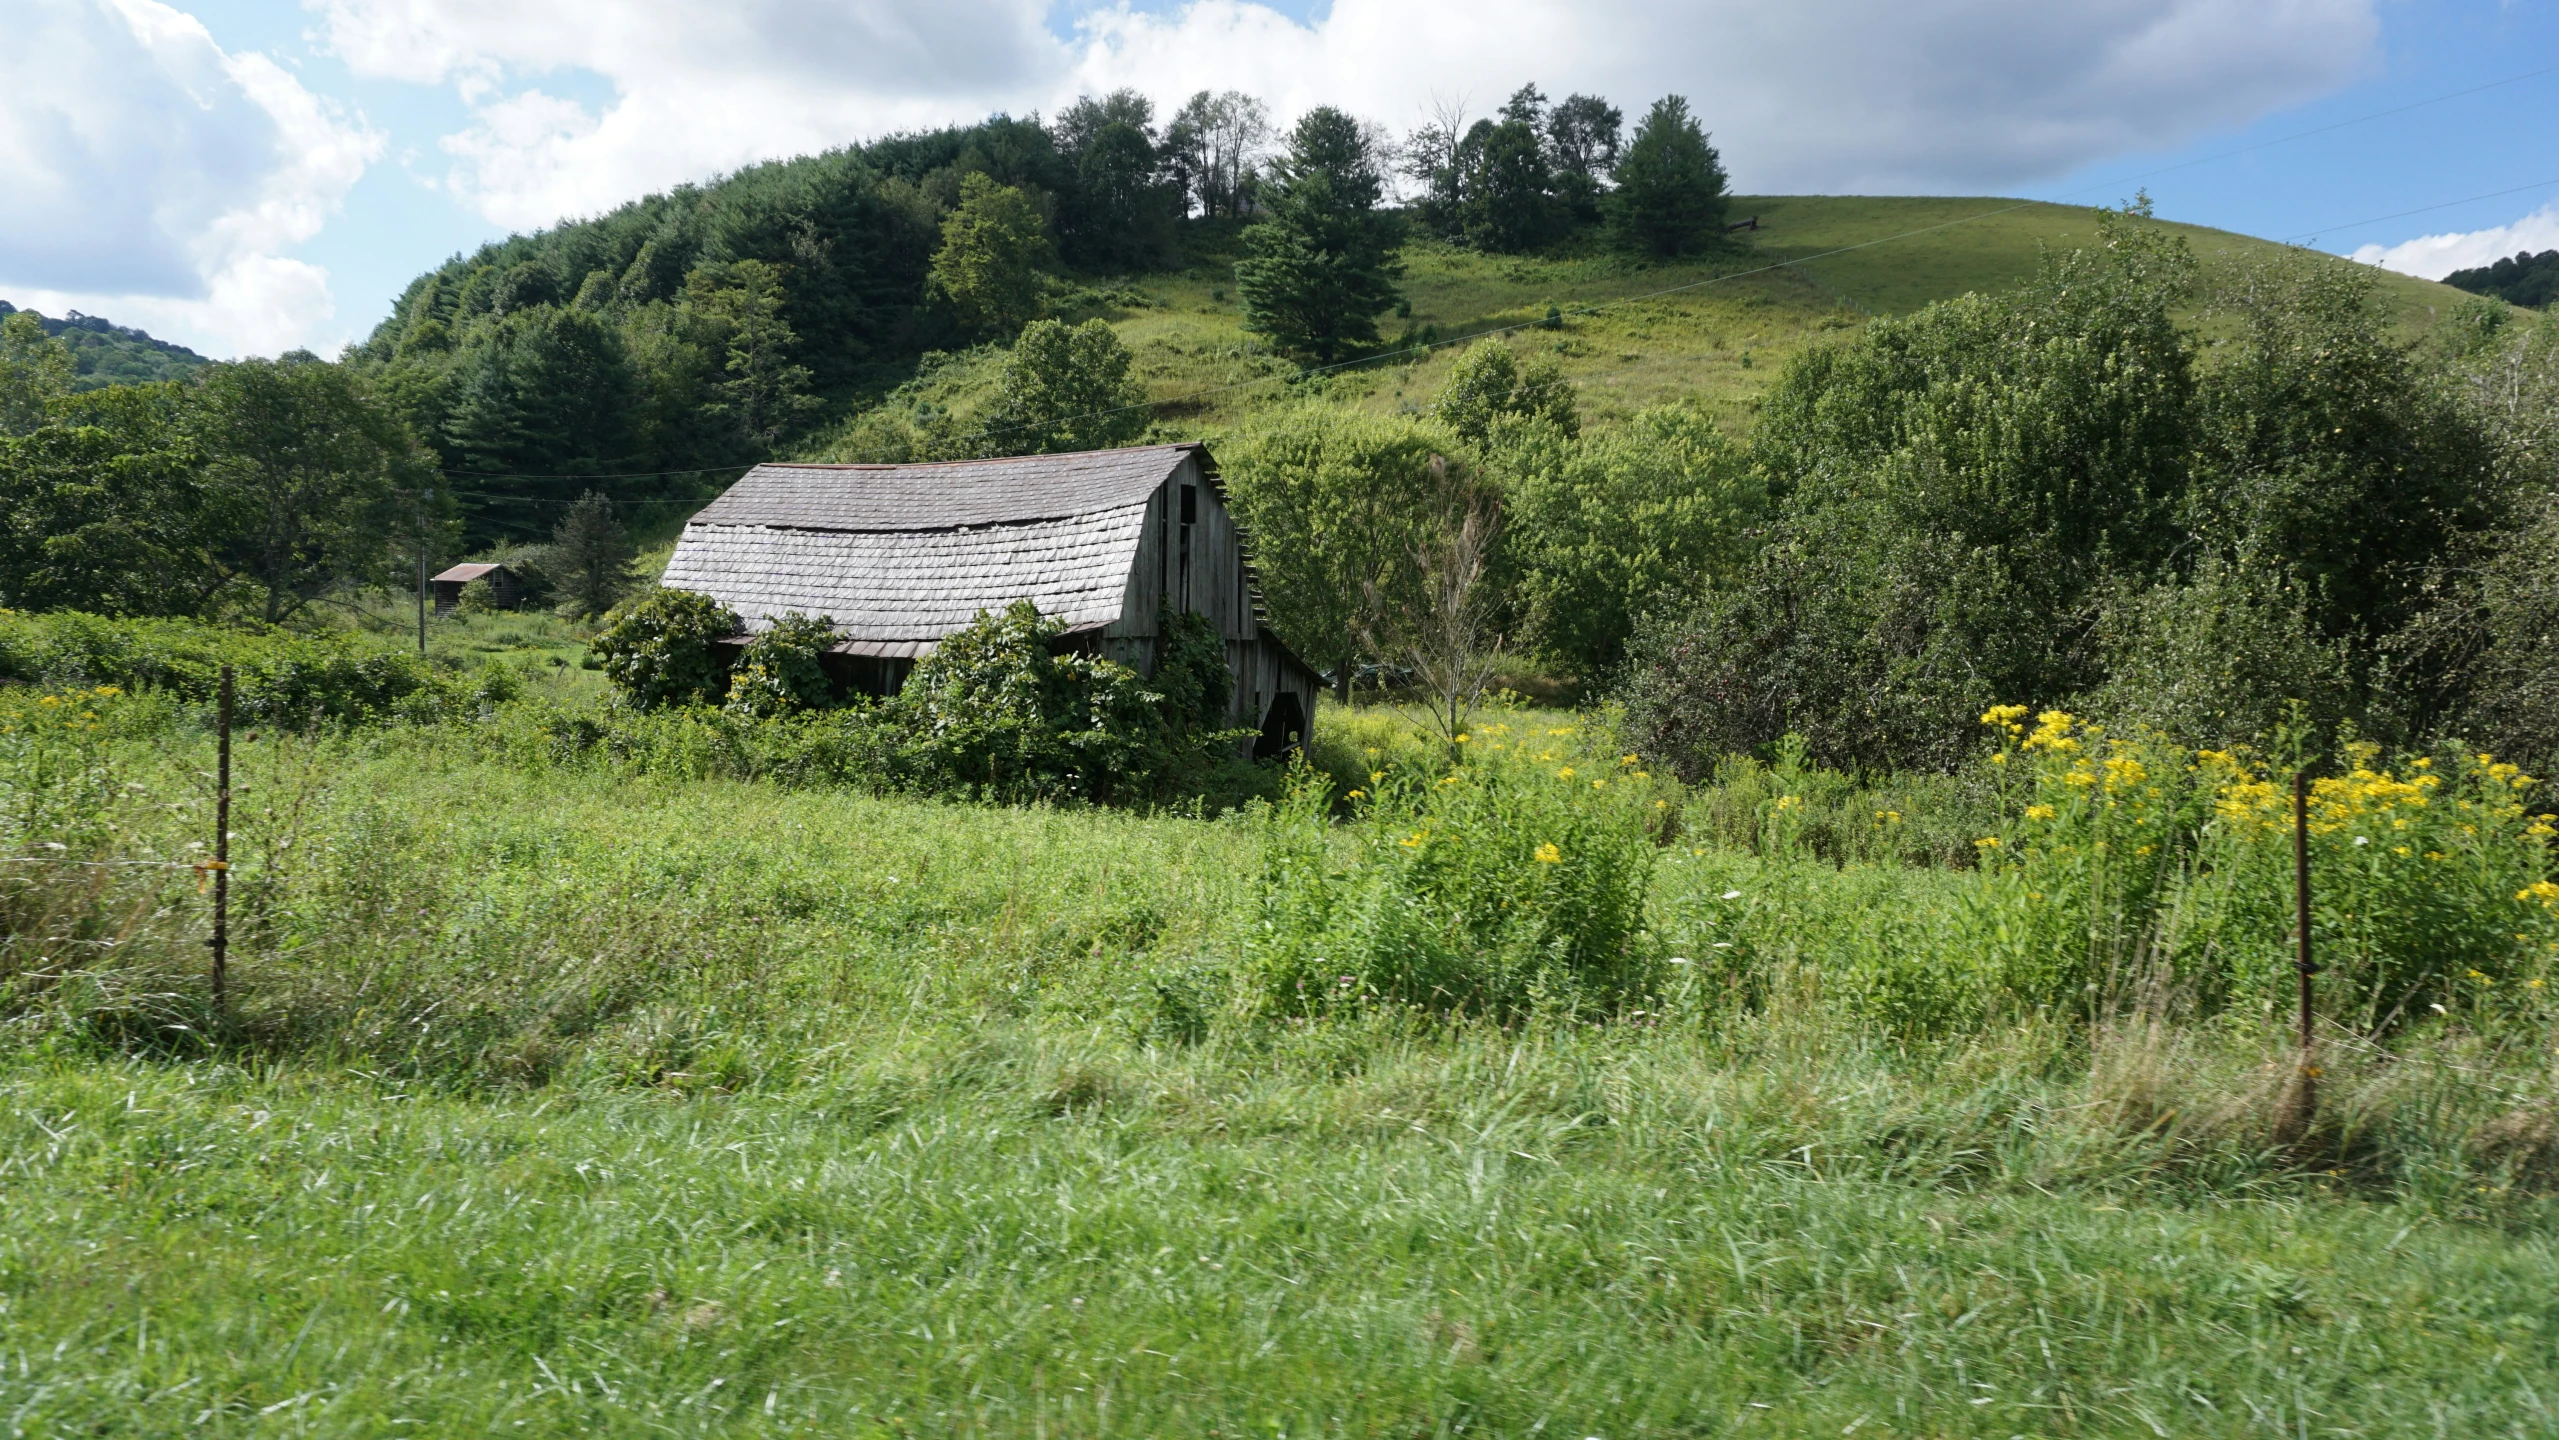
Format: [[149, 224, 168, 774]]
[[430, 562, 520, 614], [661, 443, 1323, 755]]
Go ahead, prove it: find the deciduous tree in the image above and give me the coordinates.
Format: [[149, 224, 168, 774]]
[[928, 173, 1054, 337], [986, 318, 1146, 455]]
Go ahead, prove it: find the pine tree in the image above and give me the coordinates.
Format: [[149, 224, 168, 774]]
[[1234, 107, 1405, 363], [547, 490, 638, 619], [1607, 97, 1729, 260]]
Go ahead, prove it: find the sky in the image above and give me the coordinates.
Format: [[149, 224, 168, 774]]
[[2, 0, 2555, 360]]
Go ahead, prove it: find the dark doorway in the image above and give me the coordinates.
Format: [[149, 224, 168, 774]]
[[1254, 692, 1306, 760]]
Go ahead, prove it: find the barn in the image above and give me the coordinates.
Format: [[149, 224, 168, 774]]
[[661, 443, 1324, 755]]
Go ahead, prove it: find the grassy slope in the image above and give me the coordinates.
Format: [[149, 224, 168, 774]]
[[1063, 196, 2483, 445]]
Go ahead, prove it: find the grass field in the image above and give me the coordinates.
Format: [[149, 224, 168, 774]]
[[5, 700, 2556, 1437]]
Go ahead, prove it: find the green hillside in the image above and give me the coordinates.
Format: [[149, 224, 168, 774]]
[[0, 298, 209, 390], [808, 194, 2483, 453]]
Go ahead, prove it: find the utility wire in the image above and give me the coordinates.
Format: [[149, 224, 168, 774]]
[[2283, 178, 2559, 244]]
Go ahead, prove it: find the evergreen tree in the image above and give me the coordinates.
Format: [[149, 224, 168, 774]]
[[1607, 96, 1729, 259], [546, 490, 638, 619], [686, 260, 816, 451], [442, 305, 642, 545], [928, 173, 1053, 337], [1234, 107, 1406, 363]]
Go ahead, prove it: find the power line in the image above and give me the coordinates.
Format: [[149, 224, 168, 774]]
[[2284, 178, 2559, 245]]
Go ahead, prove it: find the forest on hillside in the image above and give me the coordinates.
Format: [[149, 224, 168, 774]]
[[340, 84, 1732, 546], [0, 301, 207, 390], [2446, 248, 2559, 309]]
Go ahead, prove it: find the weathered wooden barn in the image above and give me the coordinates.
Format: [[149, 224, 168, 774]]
[[661, 443, 1323, 754]]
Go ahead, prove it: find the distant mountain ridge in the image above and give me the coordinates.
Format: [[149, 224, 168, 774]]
[[0, 299, 209, 390]]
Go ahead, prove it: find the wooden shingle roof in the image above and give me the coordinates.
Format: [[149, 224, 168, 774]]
[[664, 446, 1202, 655]]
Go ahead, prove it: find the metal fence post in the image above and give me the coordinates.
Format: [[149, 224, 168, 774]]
[[210, 665, 232, 1014]]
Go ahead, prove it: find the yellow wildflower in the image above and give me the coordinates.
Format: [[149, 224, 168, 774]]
[[1533, 843, 1562, 864], [1975, 836, 2002, 850], [2024, 804, 2056, 821]]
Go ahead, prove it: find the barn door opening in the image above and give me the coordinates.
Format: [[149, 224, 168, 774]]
[[1253, 692, 1306, 760]]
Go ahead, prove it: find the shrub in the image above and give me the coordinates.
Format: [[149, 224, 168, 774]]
[[0, 608, 498, 726], [590, 588, 738, 710], [1248, 719, 1662, 1016], [726, 612, 837, 717], [1152, 606, 1231, 733], [1622, 212, 2199, 776], [1952, 708, 2559, 1032], [1496, 402, 1762, 681], [896, 600, 1183, 803], [1436, 342, 1578, 444]]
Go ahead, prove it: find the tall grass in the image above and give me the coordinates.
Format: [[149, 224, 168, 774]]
[[2, 693, 2556, 1433]]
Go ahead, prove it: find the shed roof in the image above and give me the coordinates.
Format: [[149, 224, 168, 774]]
[[689, 444, 1203, 533], [430, 562, 507, 584]]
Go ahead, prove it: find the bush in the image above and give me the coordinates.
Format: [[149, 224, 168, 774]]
[[1436, 342, 1577, 445], [898, 600, 1191, 803], [726, 612, 837, 717], [0, 608, 502, 726], [590, 588, 738, 711], [1940, 708, 2559, 1032], [1621, 214, 2200, 775], [1497, 402, 1761, 681], [1248, 719, 1663, 1016]]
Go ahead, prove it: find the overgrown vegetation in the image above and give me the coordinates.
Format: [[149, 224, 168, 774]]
[[0, 680, 2553, 1432]]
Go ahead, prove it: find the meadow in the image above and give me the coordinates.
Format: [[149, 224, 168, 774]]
[[3, 677, 2555, 1438], [808, 195, 2479, 459]]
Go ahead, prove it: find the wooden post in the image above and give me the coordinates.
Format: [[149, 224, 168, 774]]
[[207, 665, 233, 1014]]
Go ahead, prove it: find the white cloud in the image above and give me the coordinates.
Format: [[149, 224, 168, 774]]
[[2351, 199, 2559, 281], [309, 0, 2378, 231], [0, 0, 381, 358]]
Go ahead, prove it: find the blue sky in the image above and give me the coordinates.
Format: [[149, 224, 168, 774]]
[[3, 0, 2553, 359]]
